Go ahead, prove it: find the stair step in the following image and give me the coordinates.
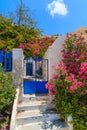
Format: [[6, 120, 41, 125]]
[[17, 101, 55, 112], [19, 100, 48, 105], [22, 94, 50, 102], [18, 103, 49, 112], [16, 94, 68, 129], [16, 110, 61, 125], [17, 120, 69, 130]]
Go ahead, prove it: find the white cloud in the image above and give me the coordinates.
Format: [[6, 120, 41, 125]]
[[47, 0, 68, 17]]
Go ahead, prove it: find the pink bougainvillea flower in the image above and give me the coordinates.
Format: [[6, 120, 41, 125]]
[[70, 73, 75, 80], [18, 43, 24, 49], [74, 42, 79, 46], [85, 90, 87, 94], [77, 81, 83, 88], [69, 85, 76, 93], [45, 81, 55, 96], [79, 62, 87, 80], [52, 74, 58, 79]]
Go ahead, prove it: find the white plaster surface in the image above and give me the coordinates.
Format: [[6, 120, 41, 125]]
[[44, 36, 66, 80], [10, 88, 20, 130], [12, 48, 24, 87]]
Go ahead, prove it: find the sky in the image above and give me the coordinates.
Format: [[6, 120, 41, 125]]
[[0, 0, 87, 35]]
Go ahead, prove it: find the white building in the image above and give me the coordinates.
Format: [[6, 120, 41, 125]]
[[44, 36, 66, 80]]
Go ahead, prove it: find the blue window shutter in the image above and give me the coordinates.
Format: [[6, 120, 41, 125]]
[[7, 52, 12, 71]]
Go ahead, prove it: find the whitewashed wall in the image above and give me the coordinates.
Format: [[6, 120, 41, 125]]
[[12, 48, 24, 87], [44, 36, 66, 80]]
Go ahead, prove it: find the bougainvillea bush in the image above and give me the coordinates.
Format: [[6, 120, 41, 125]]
[[18, 36, 56, 57], [46, 33, 87, 130], [0, 15, 57, 58], [0, 15, 41, 51]]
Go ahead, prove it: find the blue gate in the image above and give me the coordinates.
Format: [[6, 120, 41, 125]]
[[23, 57, 48, 94], [24, 80, 48, 94], [0, 50, 12, 71]]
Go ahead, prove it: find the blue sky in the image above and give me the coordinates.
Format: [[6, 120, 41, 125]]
[[0, 0, 87, 35]]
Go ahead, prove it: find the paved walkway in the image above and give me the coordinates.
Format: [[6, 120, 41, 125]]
[[15, 94, 70, 130]]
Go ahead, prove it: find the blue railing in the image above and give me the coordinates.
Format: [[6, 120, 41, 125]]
[[0, 50, 12, 71]]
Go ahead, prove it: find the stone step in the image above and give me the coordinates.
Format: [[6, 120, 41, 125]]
[[16, 110, 61, 125], [18, 102, 48, 112], [17, 120, 69, 130], [22, 94, 50, 102], [17, 101, 55, 112], [19, 99, 48, 105]]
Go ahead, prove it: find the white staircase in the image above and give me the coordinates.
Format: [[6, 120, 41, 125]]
[[16, 94, 69, 130]]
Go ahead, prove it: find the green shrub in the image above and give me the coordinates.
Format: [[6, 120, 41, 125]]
[[0, 64, 16, 129]]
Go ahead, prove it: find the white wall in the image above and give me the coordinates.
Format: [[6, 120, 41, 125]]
[[12, 48, 24, 87], [44, 36, 66, 80]]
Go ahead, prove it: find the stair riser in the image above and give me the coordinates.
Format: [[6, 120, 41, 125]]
[[17, 103, 55, 112], [17, 114, 61, 125]]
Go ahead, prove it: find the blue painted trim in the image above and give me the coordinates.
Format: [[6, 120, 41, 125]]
[[3, 51, 7, 71], [24, 57, 47, 61], [0, 50, 2, 63]]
